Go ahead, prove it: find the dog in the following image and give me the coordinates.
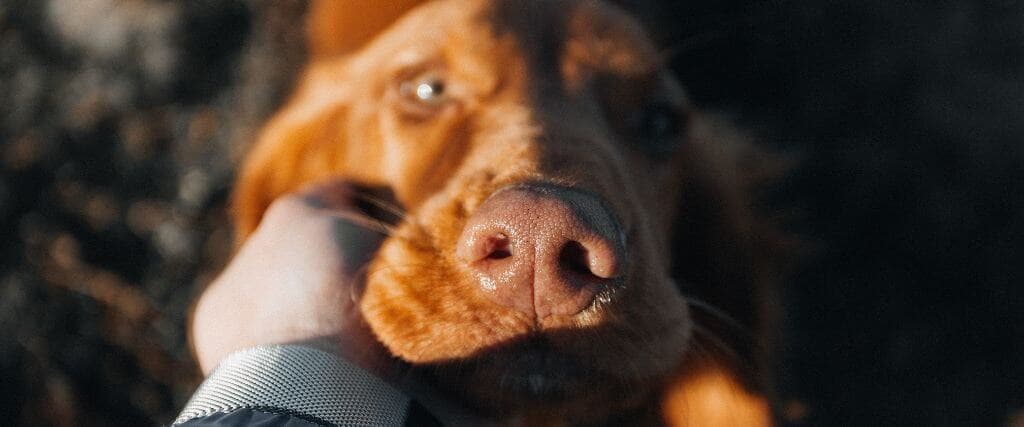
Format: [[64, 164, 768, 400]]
[[233, 0, 785, 424]]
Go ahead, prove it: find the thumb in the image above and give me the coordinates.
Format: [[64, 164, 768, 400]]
[[293, 179, 389, 276]]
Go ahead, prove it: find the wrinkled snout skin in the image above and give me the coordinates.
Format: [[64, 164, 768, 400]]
[[234, 0, 780, 424]]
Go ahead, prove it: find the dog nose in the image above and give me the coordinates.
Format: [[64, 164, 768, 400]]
[[456, 184, 625, 319]]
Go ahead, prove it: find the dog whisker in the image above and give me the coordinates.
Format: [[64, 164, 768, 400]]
[[335, 210, 400, 236], [680, 294, 753, 338], [689, 324, 742, 366], [350, 189, 409, 223], [659, 30, 730, 63], [347, 190, 442, 251], [332, 205, 434, 251]]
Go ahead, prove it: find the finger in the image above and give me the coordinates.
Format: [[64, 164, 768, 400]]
[[256, 179, 388, 288], [296, 179, 358, 211], [259, 179, 366, 232], [291, 179, 392, 240]]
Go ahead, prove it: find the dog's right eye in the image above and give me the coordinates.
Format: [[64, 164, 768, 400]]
[[399, 71, 449, 111]]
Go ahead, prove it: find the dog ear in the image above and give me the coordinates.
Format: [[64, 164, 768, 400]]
[[232, 100, 346, 241], [233, 1, 421, 240], [306, 0, 427, 58], [669, 116, 791, 389], [232, 56, 369, 242]]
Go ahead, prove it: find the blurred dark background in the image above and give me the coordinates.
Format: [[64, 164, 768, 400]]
[[1, 1, 1021, 425]]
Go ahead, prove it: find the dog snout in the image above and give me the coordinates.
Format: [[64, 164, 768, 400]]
[[456, 184, 626, 319]]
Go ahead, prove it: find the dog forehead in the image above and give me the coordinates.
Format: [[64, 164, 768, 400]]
[[387, 0, 660, 76], [485, 0, 660, 75]]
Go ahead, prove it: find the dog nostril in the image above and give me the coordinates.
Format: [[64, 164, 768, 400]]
[[489, 249, 512, 260], [485, 233, 512, 260], [558, 241, 593, 277]]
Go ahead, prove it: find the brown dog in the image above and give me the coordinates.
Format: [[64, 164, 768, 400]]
[[234, 0, 784, 424]]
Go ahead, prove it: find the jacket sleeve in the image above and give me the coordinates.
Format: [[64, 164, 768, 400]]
[[173, 345, 440, 426]]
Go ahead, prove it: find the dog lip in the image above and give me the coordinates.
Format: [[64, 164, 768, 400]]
[[499, 345, 586, 398]]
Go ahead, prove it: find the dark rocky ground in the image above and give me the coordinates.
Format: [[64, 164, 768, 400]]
[[1, 1, 1022, 425]]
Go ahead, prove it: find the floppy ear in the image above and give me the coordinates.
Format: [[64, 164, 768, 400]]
[[670, 116, 790, 389], [231, 53, 387, 242], [659, 117, 790, 426], [232, 84, 348, 240], [306, 0, 428, 58]]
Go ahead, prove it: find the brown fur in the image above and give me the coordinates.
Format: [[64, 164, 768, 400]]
[[233, 1, 784, 424]]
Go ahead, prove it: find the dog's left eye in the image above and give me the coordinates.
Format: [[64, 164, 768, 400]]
[[400, 72, 448, 106], [630, 102, 685, 153]]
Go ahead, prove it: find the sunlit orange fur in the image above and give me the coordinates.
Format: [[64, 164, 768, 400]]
[[663, 358, 773, 427], [233, 1, 782, 424]]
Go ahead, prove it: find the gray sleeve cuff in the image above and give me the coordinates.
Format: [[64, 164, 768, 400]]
[[173, 345, 410, 426]]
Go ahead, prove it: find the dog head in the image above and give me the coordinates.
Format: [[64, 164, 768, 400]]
[[235, 0, 776, 419]]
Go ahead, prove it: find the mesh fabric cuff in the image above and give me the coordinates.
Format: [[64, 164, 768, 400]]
[[173, 345, 410, 426]]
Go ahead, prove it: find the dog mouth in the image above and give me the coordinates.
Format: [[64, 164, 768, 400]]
[[355, 180, 691, 410], [496, 341, 587, 398], [422, 336, 601, 405]]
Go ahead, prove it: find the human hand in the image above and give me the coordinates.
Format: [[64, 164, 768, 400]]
[[189, 180, 492, 425], [190, 180, 388, 375]]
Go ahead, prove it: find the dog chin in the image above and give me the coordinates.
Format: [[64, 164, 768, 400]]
[[490, 343, 588, 399], [420, 335, 648, 417]]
